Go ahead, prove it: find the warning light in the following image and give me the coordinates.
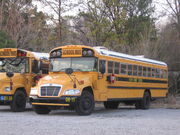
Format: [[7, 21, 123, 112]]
[[17, 50, 27, 57]]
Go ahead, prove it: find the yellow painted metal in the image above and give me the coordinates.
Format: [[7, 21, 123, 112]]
[[32, 102, 70, 106], [0, 48, 48, 98], [34, 45, 168, 104]]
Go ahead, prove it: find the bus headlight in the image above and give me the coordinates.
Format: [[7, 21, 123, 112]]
[[30, 88, 38, 95], [4, 87, 11, 92], [56, 50, 61, 56], [83, 50, 87, 56], [52, 51, 57, 57], [64, 89, 81, 95]]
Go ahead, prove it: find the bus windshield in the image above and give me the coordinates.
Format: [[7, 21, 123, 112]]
[[0, 58, 28, 73], [50, 57, 97, 72]]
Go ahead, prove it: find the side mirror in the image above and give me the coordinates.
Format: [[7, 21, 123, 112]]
[[65, 68, 73, 75], [6, 72, 14, 78], [99, 64, 106, 74]]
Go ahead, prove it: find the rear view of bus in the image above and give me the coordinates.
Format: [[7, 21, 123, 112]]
[[0, 48, 49, 112]]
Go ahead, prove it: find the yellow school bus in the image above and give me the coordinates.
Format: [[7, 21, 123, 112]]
[[30, 45, 168, 115], [0, 48, 49, 112]]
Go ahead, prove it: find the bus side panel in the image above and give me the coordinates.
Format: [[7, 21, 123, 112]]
[[150, 89, 168, 98]]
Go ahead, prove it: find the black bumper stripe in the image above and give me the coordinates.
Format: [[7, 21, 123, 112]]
[[107, 86, 168, 90]]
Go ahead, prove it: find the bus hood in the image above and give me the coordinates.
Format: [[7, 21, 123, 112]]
[[0, 73, 26, 94], [0, 73, 10, 93], [0, 73, 10, 83], [38, 73, 93, 90]]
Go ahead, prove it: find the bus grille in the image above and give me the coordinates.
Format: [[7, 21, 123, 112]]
[[40, 86, 61, 96]]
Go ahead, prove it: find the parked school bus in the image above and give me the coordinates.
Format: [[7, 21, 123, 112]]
[[0, 48, 49, 112], [30, 45, 168, 115]]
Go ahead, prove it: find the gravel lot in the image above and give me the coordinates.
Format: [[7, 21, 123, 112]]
[[0, 104, 179, 135]]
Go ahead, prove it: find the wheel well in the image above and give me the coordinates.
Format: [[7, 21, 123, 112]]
[[145, 89, 151, 99], [82, 86, 94, 96], [16, 88, 27, 97]]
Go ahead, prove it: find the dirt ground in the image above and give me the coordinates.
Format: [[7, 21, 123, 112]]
[[0, 103, 179, 135]]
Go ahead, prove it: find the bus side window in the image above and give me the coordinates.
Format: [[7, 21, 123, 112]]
[[143, 67, 147, 77], [147, 67, 151, 77], [121, 63, 127, 75], [160, 69, 163, 78], [114, 62, 120, 74], [32, 60, 40, 74], [163, 70, 167, 78], [156, 69, 160, 78], [108, 61, 113, 73], [138, 66, 142, 76], [133, 65, 138, 76], [99, 60, 106, 74], [152, 68, 155, 78], [128, 64, 133, 75], [94, 58, 98, 71], [40, 61, 49, 74]]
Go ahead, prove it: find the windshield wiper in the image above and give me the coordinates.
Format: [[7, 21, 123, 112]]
[[8, 58, 23, 67]]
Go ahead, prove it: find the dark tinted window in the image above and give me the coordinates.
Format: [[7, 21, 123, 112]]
[[143, 67, 147, 77], [138, 66, 142, 76], [147, 67, 151, 77], [152, 68, 155, 77], [156, 69, 160, 78], [128, 64, 133, 75], [114, 62, 120, 74], [133, 65, 138, 76], [121, 63, 127, 75], [99, 60, 106, 73], [108, 61, 113, 73], [163, 70, 167, 78], [160, 69, 163, 78]]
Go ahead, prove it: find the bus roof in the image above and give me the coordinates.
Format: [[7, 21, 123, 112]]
[[94, 47, 167, 66], [50, 45, 166, 66]]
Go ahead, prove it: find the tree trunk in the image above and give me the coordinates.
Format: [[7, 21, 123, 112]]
[[58, 0, 62, 45]]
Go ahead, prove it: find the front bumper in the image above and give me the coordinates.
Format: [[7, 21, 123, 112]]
[[29, 96, 79, 107]]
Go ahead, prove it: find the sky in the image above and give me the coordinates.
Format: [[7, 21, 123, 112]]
[[32, 0, 171, 27]]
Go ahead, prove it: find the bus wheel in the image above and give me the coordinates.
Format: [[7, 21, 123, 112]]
[[135, 91, 150, 110], [135, 102, 141, 109], [104, 101, 119, 109], [10, 90, 26, 112], [141, 91, 151, 109], [75, 91, 94, 115], [33, 105, 51, 114]]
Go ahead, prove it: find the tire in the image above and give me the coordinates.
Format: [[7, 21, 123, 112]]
[[124, 101, 134, 106], [135, 91, 150, 110], [10, 90, 26, 112], [104, 101, 119, 109], [75, 91, 94, 115], [141, 91, 151, 109], [135, 101, 141, 109], [33, 105, 51, 114]]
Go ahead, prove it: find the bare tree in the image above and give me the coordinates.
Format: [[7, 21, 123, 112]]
[[0, 0, 51, 50], [166, 0, 180, 38], [37, 0, 80, 45]]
